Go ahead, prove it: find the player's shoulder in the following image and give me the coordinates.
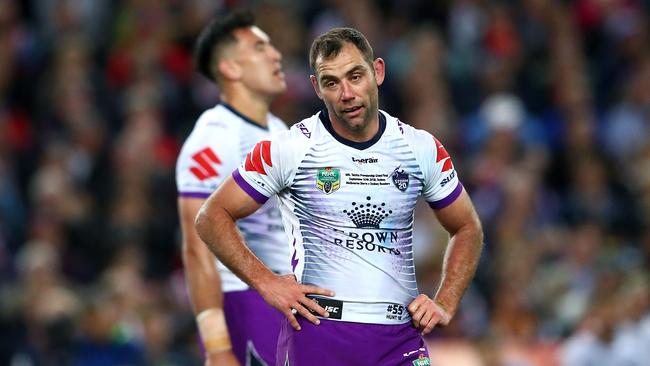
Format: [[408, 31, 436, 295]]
[[178, 105, 239, 161], [380, 110, 437, 148], [275, 111, 323, 147], [267, 113, 289, 132], [289, 112, 321, 136], [181, 105, 240, 146], [249, 112, 321, 166], [194, 104, 242, 131]]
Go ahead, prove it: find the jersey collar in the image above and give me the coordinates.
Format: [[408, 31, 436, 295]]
[[319, 108, 386, 150], [221, 103, 269, 131]]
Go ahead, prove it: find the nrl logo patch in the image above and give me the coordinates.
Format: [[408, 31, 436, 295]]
[[390, 167, 409, 192], [412, 354, 431, 366], [316, 167, 340, 194]]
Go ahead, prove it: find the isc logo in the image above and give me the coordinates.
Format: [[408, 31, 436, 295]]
[[308, 297, 343, 319], [324, 305, 339, 314]]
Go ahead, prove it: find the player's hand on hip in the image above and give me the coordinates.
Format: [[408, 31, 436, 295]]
[[259, 274, 335, 331], [205, 349, 239, 366], [407, 294, 451, 336]]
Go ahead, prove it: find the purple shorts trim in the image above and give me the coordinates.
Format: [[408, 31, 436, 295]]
[[223, 289, 283, 366], [277, 317, 430, 365], [428, 182, 463, 210], [178, 191, 211, 199], [232, 170, 269, 204]]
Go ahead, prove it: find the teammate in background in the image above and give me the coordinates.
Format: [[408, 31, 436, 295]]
[[195, 27, 483, 365], [176, 11, 290, 366]]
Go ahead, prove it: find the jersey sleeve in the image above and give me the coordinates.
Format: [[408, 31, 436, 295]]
[[414, 131, 463, 209], [232, 131, 295, 204], [176, 119, 239, 199]]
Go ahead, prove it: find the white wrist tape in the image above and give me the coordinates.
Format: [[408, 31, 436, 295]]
[[196, 308, 231, 353]]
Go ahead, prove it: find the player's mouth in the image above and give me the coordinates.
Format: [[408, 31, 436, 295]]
[[273, 68, 285, 79], [342, 105, 363, 117]]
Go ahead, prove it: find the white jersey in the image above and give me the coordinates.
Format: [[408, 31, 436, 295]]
[[233, 109, 463, 324], [176, 104, 291, 292]]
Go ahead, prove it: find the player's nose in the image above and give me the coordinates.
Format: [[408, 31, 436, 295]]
[[269, 44, 282, 62], [340, 80, 354, 100]]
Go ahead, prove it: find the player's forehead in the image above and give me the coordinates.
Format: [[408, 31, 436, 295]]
[[315, 43, 370, 79], [232, 25, 270, 46]]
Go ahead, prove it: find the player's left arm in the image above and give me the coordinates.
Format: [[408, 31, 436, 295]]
[[406, 131, 483, 335], [408, 188, 483, 335], [433, 189, 483, 318]]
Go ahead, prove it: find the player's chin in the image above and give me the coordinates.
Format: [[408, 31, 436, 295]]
[[268, 84, 287, 96], [275, 80, 288, 92], [345, 119, 369, 132]]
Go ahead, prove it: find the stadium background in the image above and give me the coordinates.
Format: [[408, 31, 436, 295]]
[[1, 0, 649, 365]]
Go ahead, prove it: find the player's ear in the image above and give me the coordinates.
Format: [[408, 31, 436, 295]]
[[373, 58, 385, 86], [310, 75, 323, 100], [218, 58, 242, 81]]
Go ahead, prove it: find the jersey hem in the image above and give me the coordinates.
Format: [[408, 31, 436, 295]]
[[316, 317, 413, 326]]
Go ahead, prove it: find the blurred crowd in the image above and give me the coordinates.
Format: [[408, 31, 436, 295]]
[[0, 0, 649, 365]]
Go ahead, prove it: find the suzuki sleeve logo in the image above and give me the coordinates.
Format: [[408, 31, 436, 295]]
[[244, 140, 273, 175], [190, 147, 222, 181], [433, 137, 454, 172]]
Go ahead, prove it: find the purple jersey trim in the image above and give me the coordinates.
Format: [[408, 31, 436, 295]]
[[178, 191, 211, 199], [428, 182, 463, 210], [232, 169, 270, 204]]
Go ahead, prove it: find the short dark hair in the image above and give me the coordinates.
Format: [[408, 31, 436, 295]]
[[309, 27, 374, 74], [194, 10, 255, 82]]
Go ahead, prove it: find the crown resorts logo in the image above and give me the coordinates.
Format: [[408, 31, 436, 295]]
[[334, 197, 401, 256], [343, 196, 392, 228], [316, 167, 340, 194]]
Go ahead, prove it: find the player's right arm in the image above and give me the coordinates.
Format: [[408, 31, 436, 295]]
[[195, 176, 334, 331], [195, 136, 334, 330], [176, 113, 240, 365], [179, 197, 239, 366]]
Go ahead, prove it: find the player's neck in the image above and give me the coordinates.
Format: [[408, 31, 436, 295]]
[[330, 116, 379, 143], [320, 108, 386, 150], [220, 92, 270, 128]]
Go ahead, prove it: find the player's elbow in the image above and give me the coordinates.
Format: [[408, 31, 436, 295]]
[[471, 211, 483, 235], [458, 211, 483, 249], [181, 236, 203, 262], [194, 204, 211, 244], [471, 215, 484, 249], [472, 216, 484, 244]]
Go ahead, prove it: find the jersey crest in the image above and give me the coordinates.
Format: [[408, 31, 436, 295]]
[[316, 167, 340, 194], [390, 167, 409, 192]]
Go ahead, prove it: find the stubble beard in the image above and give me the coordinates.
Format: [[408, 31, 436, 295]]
[[338, 105, 370, 133]]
